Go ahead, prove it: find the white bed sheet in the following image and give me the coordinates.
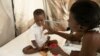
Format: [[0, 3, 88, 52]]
[[0, 27, 82, 56]]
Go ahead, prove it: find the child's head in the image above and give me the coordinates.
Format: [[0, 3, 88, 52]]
[[33, 9, 45, 26], [68, 1, 100, 32]]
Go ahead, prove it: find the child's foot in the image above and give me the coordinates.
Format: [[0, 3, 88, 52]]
[[22, 45, 39, 54], [40, 51, 47, 56]]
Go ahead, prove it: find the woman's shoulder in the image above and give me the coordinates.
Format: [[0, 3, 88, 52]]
[[84, 31, 100, 40], [83, 31, 100, 47], [85, 31, 100, 38]]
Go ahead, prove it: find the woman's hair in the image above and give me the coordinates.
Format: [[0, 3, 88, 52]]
[[70, 1, 100, 30], [33, 9, 45, 17]]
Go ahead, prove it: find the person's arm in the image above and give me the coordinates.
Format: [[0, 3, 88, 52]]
[[67, 31, 83, 42], [49, 44, 69, 56], [53, 31, 70, 39], [31, 40, 40, 48], [46, 25, 83, 41], [30, 29, 40, 48], [80, 32, 97, 56], [46, 29, 83, 42]]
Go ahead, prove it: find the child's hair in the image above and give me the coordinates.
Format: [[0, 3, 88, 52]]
[[70, 1, 100, 30], [33, 9, 45, 17]]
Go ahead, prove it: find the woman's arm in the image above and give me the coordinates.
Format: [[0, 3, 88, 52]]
[[49, 44, 69, 56], [46, 29, 83, 42]]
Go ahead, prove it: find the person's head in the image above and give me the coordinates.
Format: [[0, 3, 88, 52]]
[[33, 9, 45, 26], [68, 1, 100, 32]]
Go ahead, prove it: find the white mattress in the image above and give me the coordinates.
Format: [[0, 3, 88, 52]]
[[0, 27, 82, 56]]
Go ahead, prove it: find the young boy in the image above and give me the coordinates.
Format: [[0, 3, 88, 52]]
[[23, 9, 50, 54]]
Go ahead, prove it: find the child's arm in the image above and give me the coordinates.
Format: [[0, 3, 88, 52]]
[[31, 40, 40, 49]]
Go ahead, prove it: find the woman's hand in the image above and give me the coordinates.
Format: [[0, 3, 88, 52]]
[[45, 26, 56, 35], [49, 44, 62, 54], [43, 23, 55, 35], [49, 44, 69, 56]]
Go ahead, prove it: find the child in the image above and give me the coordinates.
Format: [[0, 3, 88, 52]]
[[23, 9, 50, 54]]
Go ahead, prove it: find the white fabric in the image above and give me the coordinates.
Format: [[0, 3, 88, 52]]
[[0, 25, 67, 56], [91, 25, 100, 33], [0, 0, 15, 47], [30, 23, 47, 47], [0, 26, 82, 56], [44, 0, 69, 31], [14, 0, 44, 33]]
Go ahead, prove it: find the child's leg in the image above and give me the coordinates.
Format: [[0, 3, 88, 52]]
[[22, 45, 40, 54]]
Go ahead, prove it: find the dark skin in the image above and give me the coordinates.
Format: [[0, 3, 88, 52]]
[[31, 14, 46, 49], [34, 14, 45, 27], [46, 13, 100, 56], [23, 37, 50, 54], [23, 14, 60, 54], [23, 14, 49, 54], [46, 30, 83, 42]]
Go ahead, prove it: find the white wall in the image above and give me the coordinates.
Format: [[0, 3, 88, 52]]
[[0, 0, 15, 47]]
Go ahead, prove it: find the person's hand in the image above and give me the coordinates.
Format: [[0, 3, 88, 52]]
[[43, 23, 49, 30], [44, 27, 56, 35], [49, 43, 69, 56], [45, 31, 54, 35], [49, 44, 63, 55], [42, 23, 55, 34]]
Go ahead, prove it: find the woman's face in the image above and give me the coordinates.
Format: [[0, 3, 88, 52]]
[[68, 13, 81, 32]]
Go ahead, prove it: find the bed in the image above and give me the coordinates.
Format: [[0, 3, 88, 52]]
[[0, 27, 82, 56]]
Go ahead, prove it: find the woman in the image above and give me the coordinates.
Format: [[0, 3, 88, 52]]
[[48, 1, 100, 56]]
